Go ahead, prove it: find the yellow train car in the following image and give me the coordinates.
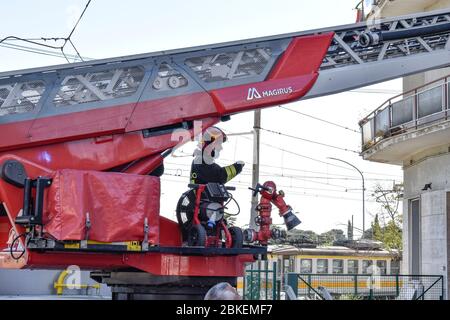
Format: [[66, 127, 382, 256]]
[[238, 244, 403, 299], [268, 245, 402, 275]]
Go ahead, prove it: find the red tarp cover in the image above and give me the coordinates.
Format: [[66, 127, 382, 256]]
[[44, 169, 160, 243]]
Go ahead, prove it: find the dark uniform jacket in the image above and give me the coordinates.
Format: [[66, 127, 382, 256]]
[[190, 154, 244, 185]]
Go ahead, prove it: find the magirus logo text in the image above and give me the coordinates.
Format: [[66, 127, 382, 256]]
[[247, 86, 293, 101]]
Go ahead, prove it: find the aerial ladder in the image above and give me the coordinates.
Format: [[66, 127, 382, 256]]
[[1, 9, 450, 299]]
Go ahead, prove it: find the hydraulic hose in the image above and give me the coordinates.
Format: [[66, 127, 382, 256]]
[[359, 21, 450, 47]]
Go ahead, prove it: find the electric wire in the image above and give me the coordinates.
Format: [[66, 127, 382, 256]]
[[257, 126, 360, 154], [279, 106, 360, 134], [225, 131, 402, 178], [161, 173, 377, 202], [0, 0, 92, 63]]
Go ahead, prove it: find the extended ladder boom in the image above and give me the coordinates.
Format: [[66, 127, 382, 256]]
[[1, 8, 450, 168], [307, 8, 450, 98]]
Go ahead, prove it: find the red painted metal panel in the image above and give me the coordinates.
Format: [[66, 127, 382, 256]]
[[125, 92, 218, 132], [268, 33, 334, 79], [210, 34, 333, 115], [159, 216, 182, 246], [0, 216, 9, 249], [210, 74, 318, 114], [26, 251, 125, 270], [0, 92, 217, 154], [1, 117, 220, 171], [0, 120, 34, 151], [23, 251, 253, 277], [125, 253, 254, 277], [29, 103, 135, 145]]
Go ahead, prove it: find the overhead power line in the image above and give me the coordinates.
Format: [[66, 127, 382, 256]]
[[164, 161, 401, 182], [161, 173, 377, 203], [0, 0, 92, 63], [279, 106, 360, 134], [226, 130, 402, 178], [0, 42, 91, 61], [258, 126, 360, 154]]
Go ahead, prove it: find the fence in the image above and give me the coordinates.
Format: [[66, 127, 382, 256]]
[[287, 273, 445, 300], [360, 75, 450, 151], [241, 261, 280, 300]]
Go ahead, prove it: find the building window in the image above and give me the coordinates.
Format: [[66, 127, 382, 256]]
[[317, 259, 328, 274], [391, 260, 401, 275], [362, 260, 373, 274], [376, 260, 387, 275], [333, 259, 344, 274], [300, 259, 312, 274], [347, 260, 358, 274]]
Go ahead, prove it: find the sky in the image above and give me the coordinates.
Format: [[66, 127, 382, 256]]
[[0, 0, 404, 236]]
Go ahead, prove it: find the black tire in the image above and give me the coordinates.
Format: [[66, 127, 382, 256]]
[[188, 224, 207, 247], [229, 226, 243, 248], [176, 190, 196, 241]]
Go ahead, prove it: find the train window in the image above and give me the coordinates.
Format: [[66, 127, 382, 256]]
[[391, 260, 401, 275], [332, 259, 344, 274], [317, 259, 328, 274], [288, 256, 296, 272], [300, 259, 312, 273], [376, 260, 387, 275], [362, 260, 373, 274], [277, 258, 283, 277], [347, 260, 358, 274]]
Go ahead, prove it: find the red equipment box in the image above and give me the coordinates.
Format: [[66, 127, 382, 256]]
[[43, 169, 160, 244]]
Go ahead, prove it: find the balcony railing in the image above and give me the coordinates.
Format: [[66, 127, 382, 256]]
[[359, 75, 450, 152]]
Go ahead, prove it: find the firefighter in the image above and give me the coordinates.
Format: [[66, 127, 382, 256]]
[[190, 126, 245, 185]]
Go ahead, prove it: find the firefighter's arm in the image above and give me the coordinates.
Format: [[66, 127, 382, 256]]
[[223, 161, 245, 183]]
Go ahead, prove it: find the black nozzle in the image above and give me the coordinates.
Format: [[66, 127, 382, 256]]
[[283, 210, 301, 231]]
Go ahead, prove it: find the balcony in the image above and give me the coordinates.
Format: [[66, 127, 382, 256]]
[[359, 75, 450, 164], [361, 0, 439, 19]]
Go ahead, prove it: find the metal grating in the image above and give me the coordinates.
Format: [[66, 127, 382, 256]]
[[0, 81, 46, 116], [53, 66, 145, 107], [185, 47, 272, 83], [152, 63, 188, 91], [321, 13, 450, 70]]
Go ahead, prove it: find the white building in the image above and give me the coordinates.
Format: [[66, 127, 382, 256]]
[[361, 0, 450, 298]]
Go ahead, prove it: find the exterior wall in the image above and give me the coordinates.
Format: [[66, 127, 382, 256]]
[[0, 269, 111, 297], [365, 0, 450, 299], [403, 153, 449, 298]]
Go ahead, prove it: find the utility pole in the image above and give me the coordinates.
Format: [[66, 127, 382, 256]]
[[250, 110, 261, 229]]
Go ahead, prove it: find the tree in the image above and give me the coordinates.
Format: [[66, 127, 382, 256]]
[[319, 229, 346, 246], [372, 214, 383, 242], [369, 183, 403, 252]]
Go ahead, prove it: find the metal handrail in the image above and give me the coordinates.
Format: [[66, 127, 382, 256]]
[[287, 273, 444, 300], [360, 74, 450, 124], [360, 74, 450, 150]]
